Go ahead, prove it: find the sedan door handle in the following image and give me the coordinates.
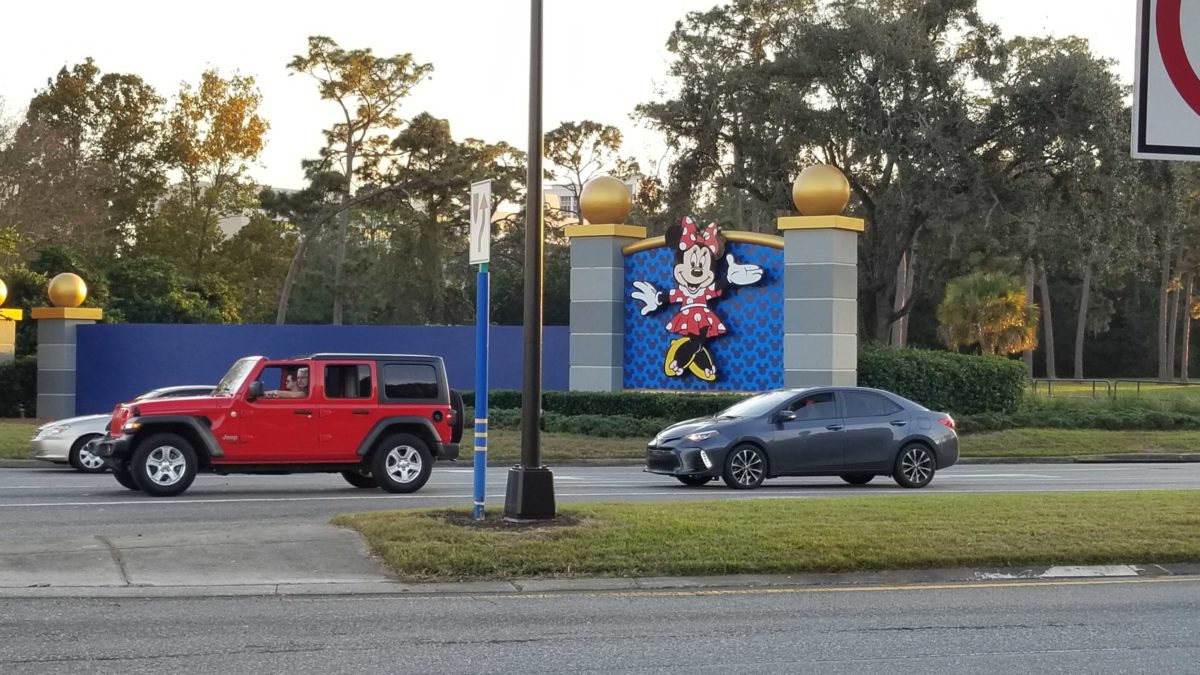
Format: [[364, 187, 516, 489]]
[[825, 424, 844, 431], [294, 410, 313, 416], [890, 420, 908, 427]]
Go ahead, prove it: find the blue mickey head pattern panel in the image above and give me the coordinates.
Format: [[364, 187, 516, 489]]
[[624, 241, 783, 392]]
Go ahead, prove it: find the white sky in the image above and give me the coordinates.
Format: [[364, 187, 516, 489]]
[[0, 0, 1137, 189]]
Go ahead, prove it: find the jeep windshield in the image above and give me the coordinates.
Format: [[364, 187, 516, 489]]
[[213, 357, 261, 396]]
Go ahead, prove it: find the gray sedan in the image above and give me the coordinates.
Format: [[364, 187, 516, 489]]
[[31, 385, 214, 472], [645, 387, 959, 489]]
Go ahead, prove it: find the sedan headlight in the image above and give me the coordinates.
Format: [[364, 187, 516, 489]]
[[684, 430, 720, 442], [33, 425, 71, 440]]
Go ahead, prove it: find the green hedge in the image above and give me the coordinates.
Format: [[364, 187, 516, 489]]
[[858, 344, 1026, 415], [469, 407, 670, 438], [462, 345, 1026, 420], [959, 407, 1200, 433], [0, 356, 37, 418], [463, 390, 750, 422]]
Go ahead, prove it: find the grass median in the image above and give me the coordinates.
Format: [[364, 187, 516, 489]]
[[333, 491, 1200, 581], [5, 419, 1200, 461]]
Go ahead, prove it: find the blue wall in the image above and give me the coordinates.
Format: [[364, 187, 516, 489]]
[[75, 324, 569, 415]]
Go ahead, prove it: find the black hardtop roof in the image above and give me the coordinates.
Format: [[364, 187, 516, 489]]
[[289, 353, 446, 363]]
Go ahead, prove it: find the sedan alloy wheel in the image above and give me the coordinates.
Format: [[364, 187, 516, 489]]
[[723, 445, 766, 490]]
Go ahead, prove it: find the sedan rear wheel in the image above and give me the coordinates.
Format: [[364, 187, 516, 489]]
[[893, 443, 936, 489], [723, 445, 766, 490]]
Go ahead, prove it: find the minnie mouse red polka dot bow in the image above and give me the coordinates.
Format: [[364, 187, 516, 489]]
[[679, 216, 720, 254]]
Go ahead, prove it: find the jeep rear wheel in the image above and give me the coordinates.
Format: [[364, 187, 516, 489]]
[[131, 433, 198, 497], [371, 433, 433, 494]]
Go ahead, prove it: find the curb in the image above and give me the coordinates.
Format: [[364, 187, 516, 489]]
[[2, 563, 1197, 600]]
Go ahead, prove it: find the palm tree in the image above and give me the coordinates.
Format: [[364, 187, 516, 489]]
[[937, 271, 1039, 356]]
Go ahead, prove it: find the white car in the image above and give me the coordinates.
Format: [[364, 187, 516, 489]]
[[31, 385, 214, 472]]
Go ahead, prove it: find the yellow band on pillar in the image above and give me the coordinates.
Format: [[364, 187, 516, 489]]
[[565, 224, 647, 239], [777, 215, 865, 232], [31, 307, 104, 320], [0, 309, 23, 321]]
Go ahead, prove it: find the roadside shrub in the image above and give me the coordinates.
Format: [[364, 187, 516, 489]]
[[0, 356, 37, 418], [463, 390, 750, 421], [858, 343, 1026, 414], [465, 407, 670, 438], [957, 406, 1200, 433]]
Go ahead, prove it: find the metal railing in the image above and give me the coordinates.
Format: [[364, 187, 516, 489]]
[[1032, 378, 1200, 400]]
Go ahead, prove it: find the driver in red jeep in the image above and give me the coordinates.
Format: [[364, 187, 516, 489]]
[[267, 367, 309, 399]]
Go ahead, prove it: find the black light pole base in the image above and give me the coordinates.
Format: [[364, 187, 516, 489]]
[[503, 466, 556, 521]]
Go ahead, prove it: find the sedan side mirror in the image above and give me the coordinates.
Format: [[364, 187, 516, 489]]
[[247, 381, 264, 401], [774, 410, 796, 424]]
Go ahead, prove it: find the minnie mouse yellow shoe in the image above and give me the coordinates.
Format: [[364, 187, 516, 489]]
[[664, 337, 693, 377]]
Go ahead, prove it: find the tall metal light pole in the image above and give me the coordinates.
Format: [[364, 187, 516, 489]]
[[504, 0, 556, 520]]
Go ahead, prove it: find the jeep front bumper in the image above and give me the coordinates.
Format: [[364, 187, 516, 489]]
[[91, 436, 132, 464]]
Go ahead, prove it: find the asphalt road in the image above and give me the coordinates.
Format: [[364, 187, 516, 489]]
[[2, 462, 1199, 538], [1, 463, 1198, 591], [2, 576, 1198, 674]]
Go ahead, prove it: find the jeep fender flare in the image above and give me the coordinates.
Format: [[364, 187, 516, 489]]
[[357, 417, 445, 459], [127, 416, 224, 459]]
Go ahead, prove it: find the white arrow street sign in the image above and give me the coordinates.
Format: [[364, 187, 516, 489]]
[[469, 180, 492, 265]]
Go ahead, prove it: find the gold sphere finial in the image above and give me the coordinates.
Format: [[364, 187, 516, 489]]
[[792, 164, 851, 216], [580, 176, 632, 224], [0, 279, 7, 307], [48, 273, 87, 308]]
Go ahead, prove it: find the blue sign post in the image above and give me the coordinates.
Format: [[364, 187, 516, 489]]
[[469, 179, 492, 520], [473, 265, 489, 519]]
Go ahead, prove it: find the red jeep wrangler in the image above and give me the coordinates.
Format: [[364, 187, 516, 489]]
[[92, 354, 463, 497]]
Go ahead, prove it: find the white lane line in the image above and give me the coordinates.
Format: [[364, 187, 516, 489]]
[[944, 474, 1060, 479]]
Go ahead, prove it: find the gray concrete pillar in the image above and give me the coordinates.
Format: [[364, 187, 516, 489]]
[[779, 217, 863, 387], [566, 224, 646, 392], [0, 309, 20, 365], [32, 307, 102, 418]]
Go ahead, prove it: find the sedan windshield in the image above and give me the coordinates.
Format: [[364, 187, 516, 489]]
[[715, 390, 797, 419], [213, 358, 260, 396]]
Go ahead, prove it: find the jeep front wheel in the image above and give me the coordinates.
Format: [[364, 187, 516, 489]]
[[371, 433, 433, 494], [130, 433, 198, 497]]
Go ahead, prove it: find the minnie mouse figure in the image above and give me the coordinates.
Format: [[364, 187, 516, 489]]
[[631, 216, 763, 381]]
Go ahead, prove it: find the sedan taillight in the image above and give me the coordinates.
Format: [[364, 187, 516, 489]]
[[938, 416, 956, 430]]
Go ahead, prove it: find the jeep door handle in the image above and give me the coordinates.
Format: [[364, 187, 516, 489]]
[[294, 410, 313, 416], [890, 420, 908, 426], [825, 424, 844, 431], [352, 410, 370, 416]]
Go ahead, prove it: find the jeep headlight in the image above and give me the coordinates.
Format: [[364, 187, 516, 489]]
[[684, 429, 720, 442]]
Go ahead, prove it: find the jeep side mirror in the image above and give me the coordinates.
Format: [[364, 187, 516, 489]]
[[775, 410, 796, 424], [247, 381, 264, 401]]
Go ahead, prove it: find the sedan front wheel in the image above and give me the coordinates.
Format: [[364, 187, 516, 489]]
[[893, 443, 936, 489], [723, 445, 766, 490]]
